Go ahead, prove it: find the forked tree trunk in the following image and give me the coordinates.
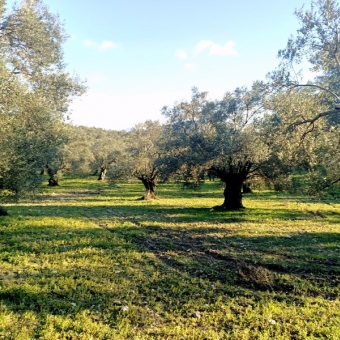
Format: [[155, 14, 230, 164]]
[[98, 167, 107, 180], [141, 178, 157, 200], [136, 173, 158, 200], [211, 160, 252, 210]]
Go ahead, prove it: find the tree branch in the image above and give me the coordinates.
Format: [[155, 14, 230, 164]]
[[289, 83, 340, 101], [323, 177, 340, 189], [290, 108, 340, 127]]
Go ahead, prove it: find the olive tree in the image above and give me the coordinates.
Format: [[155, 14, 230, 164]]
[[128, 120, 163, 200], [269, 0, 340, 192], [86, 128, 128, 181], [0, 0, 85, 196], [162, 86, 269, 210]]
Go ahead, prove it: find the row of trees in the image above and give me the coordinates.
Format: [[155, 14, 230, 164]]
[[0, 0, 339, 210]]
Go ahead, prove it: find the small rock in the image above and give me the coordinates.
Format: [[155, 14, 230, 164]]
[[71, 302, 77, 307], [210, 208, 215, 212], [192, 311, 201, 318], [268, 319, 276, 325], [121, 305, 129, 312]]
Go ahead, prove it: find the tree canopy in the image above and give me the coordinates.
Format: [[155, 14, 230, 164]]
[[1, 0, 339, 209], [161, 85, 269, 209], [0, 0, 85, 196], [268, 0, 340, 192]]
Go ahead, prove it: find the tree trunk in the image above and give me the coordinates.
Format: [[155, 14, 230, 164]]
[[98, 167, 107, 180], [207, 169, 217, 181], [243, 182, 252, 193], [140, 178, 157, 200], [211, 160, 252, 210], [47, 167, 58, 186], [220, 176, 245, 210], [48, 177, 59, 186]]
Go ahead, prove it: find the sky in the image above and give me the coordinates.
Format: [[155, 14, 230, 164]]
[[9, 0, 310, 130]]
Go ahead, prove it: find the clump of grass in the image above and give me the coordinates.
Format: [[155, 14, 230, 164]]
[[237, 261, 275, 286]]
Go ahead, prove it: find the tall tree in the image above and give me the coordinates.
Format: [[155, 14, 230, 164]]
[[162, 86, 268, 210], [269, 0, 340, 191], [0, 0, 85, 196], [128, 121, 163, 200]]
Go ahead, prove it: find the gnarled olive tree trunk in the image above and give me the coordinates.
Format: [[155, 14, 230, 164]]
[[221, 175, 245, 209], [212, 160, 252, 210], [138, 174, 157, 200]]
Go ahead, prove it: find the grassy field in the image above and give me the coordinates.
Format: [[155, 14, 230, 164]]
[[0, 177, 339, 339]]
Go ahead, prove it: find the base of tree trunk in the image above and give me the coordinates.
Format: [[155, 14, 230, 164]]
[[138, 178, 157, 200], [213, 204, 245, 211], [221, 203, 245, 210], [48, 178, 59, 186], [140, 191, 157, 200]]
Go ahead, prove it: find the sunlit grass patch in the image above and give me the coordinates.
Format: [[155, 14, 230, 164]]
[[0, 178, 339, 339]]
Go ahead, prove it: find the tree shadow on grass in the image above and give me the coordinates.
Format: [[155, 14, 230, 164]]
[[3, 201, 340, 228], [1, 199, 340, 305], [111, 224, 340, 297], [0, 220, 339, 334]]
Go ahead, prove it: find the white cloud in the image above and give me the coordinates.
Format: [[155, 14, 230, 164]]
[[175, 50, 188, 60], [194, 40, 238, 57], [195, 40, 213, 55], [82, 39, 117, 51], [99, 40, 116, 50]]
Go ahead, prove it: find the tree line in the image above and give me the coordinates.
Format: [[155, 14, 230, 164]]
[[0, 0, 339, 210]]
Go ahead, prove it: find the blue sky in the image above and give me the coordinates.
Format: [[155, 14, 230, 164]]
[[9, 0, 309, 130]]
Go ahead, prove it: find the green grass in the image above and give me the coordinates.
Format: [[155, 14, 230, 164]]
[[0, 178, 339, 339]]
